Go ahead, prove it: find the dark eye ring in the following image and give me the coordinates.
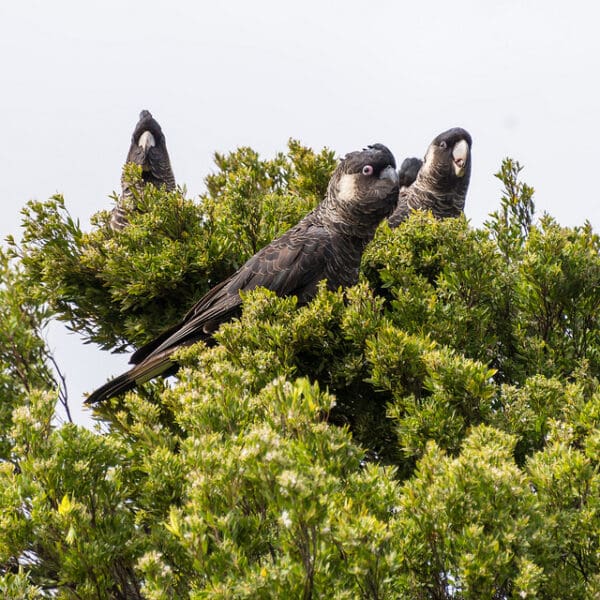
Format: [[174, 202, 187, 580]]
[[439, 141, 447, 149], [362, 165, 374, 176]]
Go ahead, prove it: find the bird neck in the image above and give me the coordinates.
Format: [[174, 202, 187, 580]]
[[414, 172, 468, 201], [319, 190, 393, 242]]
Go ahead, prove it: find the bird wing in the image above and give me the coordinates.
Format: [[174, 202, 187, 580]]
[[130, 216, 332, 365]]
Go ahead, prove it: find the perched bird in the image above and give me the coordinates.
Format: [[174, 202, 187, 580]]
[[388, 127, 471, 227], [110, 110, 176, 231], [398, 157, 423, 189], [88, 144, 399, 403]]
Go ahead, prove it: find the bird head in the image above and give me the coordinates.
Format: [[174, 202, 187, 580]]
[[328, 144, 399, 229], [398, 157, 423, 189], [419, 127, 472, 191], [129, 109, 167, 164]]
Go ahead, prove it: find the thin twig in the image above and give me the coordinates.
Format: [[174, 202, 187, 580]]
[[47, 352, 72, 423]]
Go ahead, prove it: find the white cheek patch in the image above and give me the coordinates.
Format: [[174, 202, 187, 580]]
[[336, 173, 359, 203], [138, 131, 156, 150]]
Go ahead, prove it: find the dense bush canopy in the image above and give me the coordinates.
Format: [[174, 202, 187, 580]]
[[1, 143, 599, 598]]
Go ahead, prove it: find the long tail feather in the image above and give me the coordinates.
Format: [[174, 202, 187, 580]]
[[85, 372, 137, 404], [86, 350, 177, 404]]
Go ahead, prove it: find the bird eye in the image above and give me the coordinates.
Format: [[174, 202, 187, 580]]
[[362, 165, 374, 176], [439, 141, 447, 149]]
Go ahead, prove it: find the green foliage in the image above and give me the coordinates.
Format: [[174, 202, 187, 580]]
[[488, 158, 536, 259], [527, 421, 600, 596], [204, 139, 336, 261], [1, 148, 600, 598], [8, 140, 336, 351], [0, 568, 43, 599], [391, 426, 544, 598], [0, 249, 58, 463], [0, 250, 54, 400], [363, 205, 600, 387]]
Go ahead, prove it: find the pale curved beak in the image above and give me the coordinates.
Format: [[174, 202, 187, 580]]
[[379, 165, 399, 185], [452, 139, 469, 177]]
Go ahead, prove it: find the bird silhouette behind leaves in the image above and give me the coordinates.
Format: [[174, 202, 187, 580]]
[[110, 110, 176, 231], [398, 156, 423, 189]]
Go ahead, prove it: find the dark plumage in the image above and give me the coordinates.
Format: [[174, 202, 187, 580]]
[[398, 157, 423, 189], [110, 110, 176, 231], [88, 144, 399, 404], [388, 127, 472, 227]]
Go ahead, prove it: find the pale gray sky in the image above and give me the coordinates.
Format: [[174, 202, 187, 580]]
[[1, 1, 598, 425]]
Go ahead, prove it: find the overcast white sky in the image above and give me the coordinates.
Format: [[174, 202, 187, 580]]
[[1, 1, 599, 425]]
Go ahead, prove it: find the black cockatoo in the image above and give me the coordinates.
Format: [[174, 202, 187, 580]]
[[388, 127, 471, 227], [88, 143, 399, 403], [110, 110, 176, 231]]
